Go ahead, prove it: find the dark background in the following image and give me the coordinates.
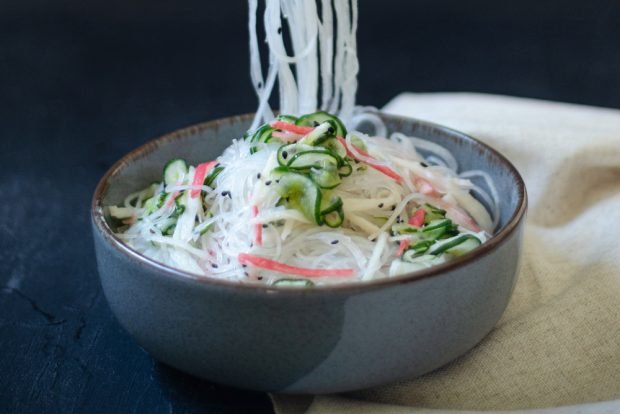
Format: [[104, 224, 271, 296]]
[[1, 1, 619, 413]]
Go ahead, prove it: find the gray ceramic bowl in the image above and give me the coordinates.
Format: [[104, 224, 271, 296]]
[[91, 113, 527, 394]]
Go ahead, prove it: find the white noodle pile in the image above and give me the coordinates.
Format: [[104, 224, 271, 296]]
[[117, 122, 499, 284]]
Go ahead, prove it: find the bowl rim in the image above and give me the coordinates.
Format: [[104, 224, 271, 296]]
[[92, 112, 527, 294]]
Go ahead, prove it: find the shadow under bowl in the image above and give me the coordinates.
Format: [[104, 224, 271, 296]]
[[91, 113, 527, 394]]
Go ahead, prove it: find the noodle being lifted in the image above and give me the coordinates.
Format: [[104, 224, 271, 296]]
[[109, 0, 499, 285]]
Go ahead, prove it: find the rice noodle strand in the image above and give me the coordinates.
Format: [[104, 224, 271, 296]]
[[250, 0, 359, 127]]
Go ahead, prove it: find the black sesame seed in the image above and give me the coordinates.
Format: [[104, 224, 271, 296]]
[[257, 81, 263, 88], [277, 27, 282, 34], [262, 224, 268, 228], [211, 263, 219, 268], [257, 276, 263, 280], [242, 264, 247, 268], [420, 162, 428, 168], [282, 150, 288, 159], [221, 190, 231, 198], [275, 179, 279, 184], [265, 180, 272, 186], [244, 272, 249, 277], [391, 205, 396, 211], [313, 121, 320, 127], [378, 203, 384, 208], [257, 173, 261, 179], [331, 240, 339, 245], [327, 127, 335, 134]]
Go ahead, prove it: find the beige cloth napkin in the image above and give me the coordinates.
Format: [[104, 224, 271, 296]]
[[272, 93, 620, 414]]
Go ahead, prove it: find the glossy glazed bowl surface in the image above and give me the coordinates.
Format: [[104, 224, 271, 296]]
[[91, 113, 527, 393]]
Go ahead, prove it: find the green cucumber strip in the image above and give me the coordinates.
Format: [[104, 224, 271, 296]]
[[163, 159, 188, 185], [295, 111, 347, 137], [276, 143, 316, 167], [286, 149, 341, 170], [276, 114, 298, 123], [320, 195, 343, 215], [310, 166, 341, 189], [322, 205, 344, 228], [320, 196, 344, 227], [170, 195, 186, 218], [249, 124, 274, 143], [205, 165, 224, 188], [392, 223, 421, 234], [299, 121, 336, 146], [429, 234, 481, 256], [422, 219, 452, 232], [411, 239, 435, 254], [422, 203, 447, 222], [143, 192, 167, 214], [249, 125, 276, 153], [338, 162, 353, 177], [321, 137, 348, 160], [273, 170, 322, 224]]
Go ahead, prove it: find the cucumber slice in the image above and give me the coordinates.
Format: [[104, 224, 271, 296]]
[[409, 239, 435, 255], [286, 149, 340, 170], [428, 234, 481, 256], [422, 219, 458, 239], [272, 278, 315, 287], [277, 143, 317, 167], [248, 125, 276, 153], [170, 194, 186, 218], [296, 111, 347, 137], [163, 159, 188, 185], [248, 124, 274, 143], [320, 195, 343, 215], [143, 192, 166, 213], [299, 121, 337, 146], [310, 164, 341, 189], [276, 114, 298, 123], [321, 137, 348, 160], [273, 170, 322, 224], [322, 205, 344, 227], [392, 223, 421, 235], [320, 196, 344, 227], [205, 165, 224, 188], [338, 162, 353, 177], [422, 203, 447, 223]]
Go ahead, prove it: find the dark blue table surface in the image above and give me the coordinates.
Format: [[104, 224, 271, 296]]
[[1, 1, 619, 412]]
